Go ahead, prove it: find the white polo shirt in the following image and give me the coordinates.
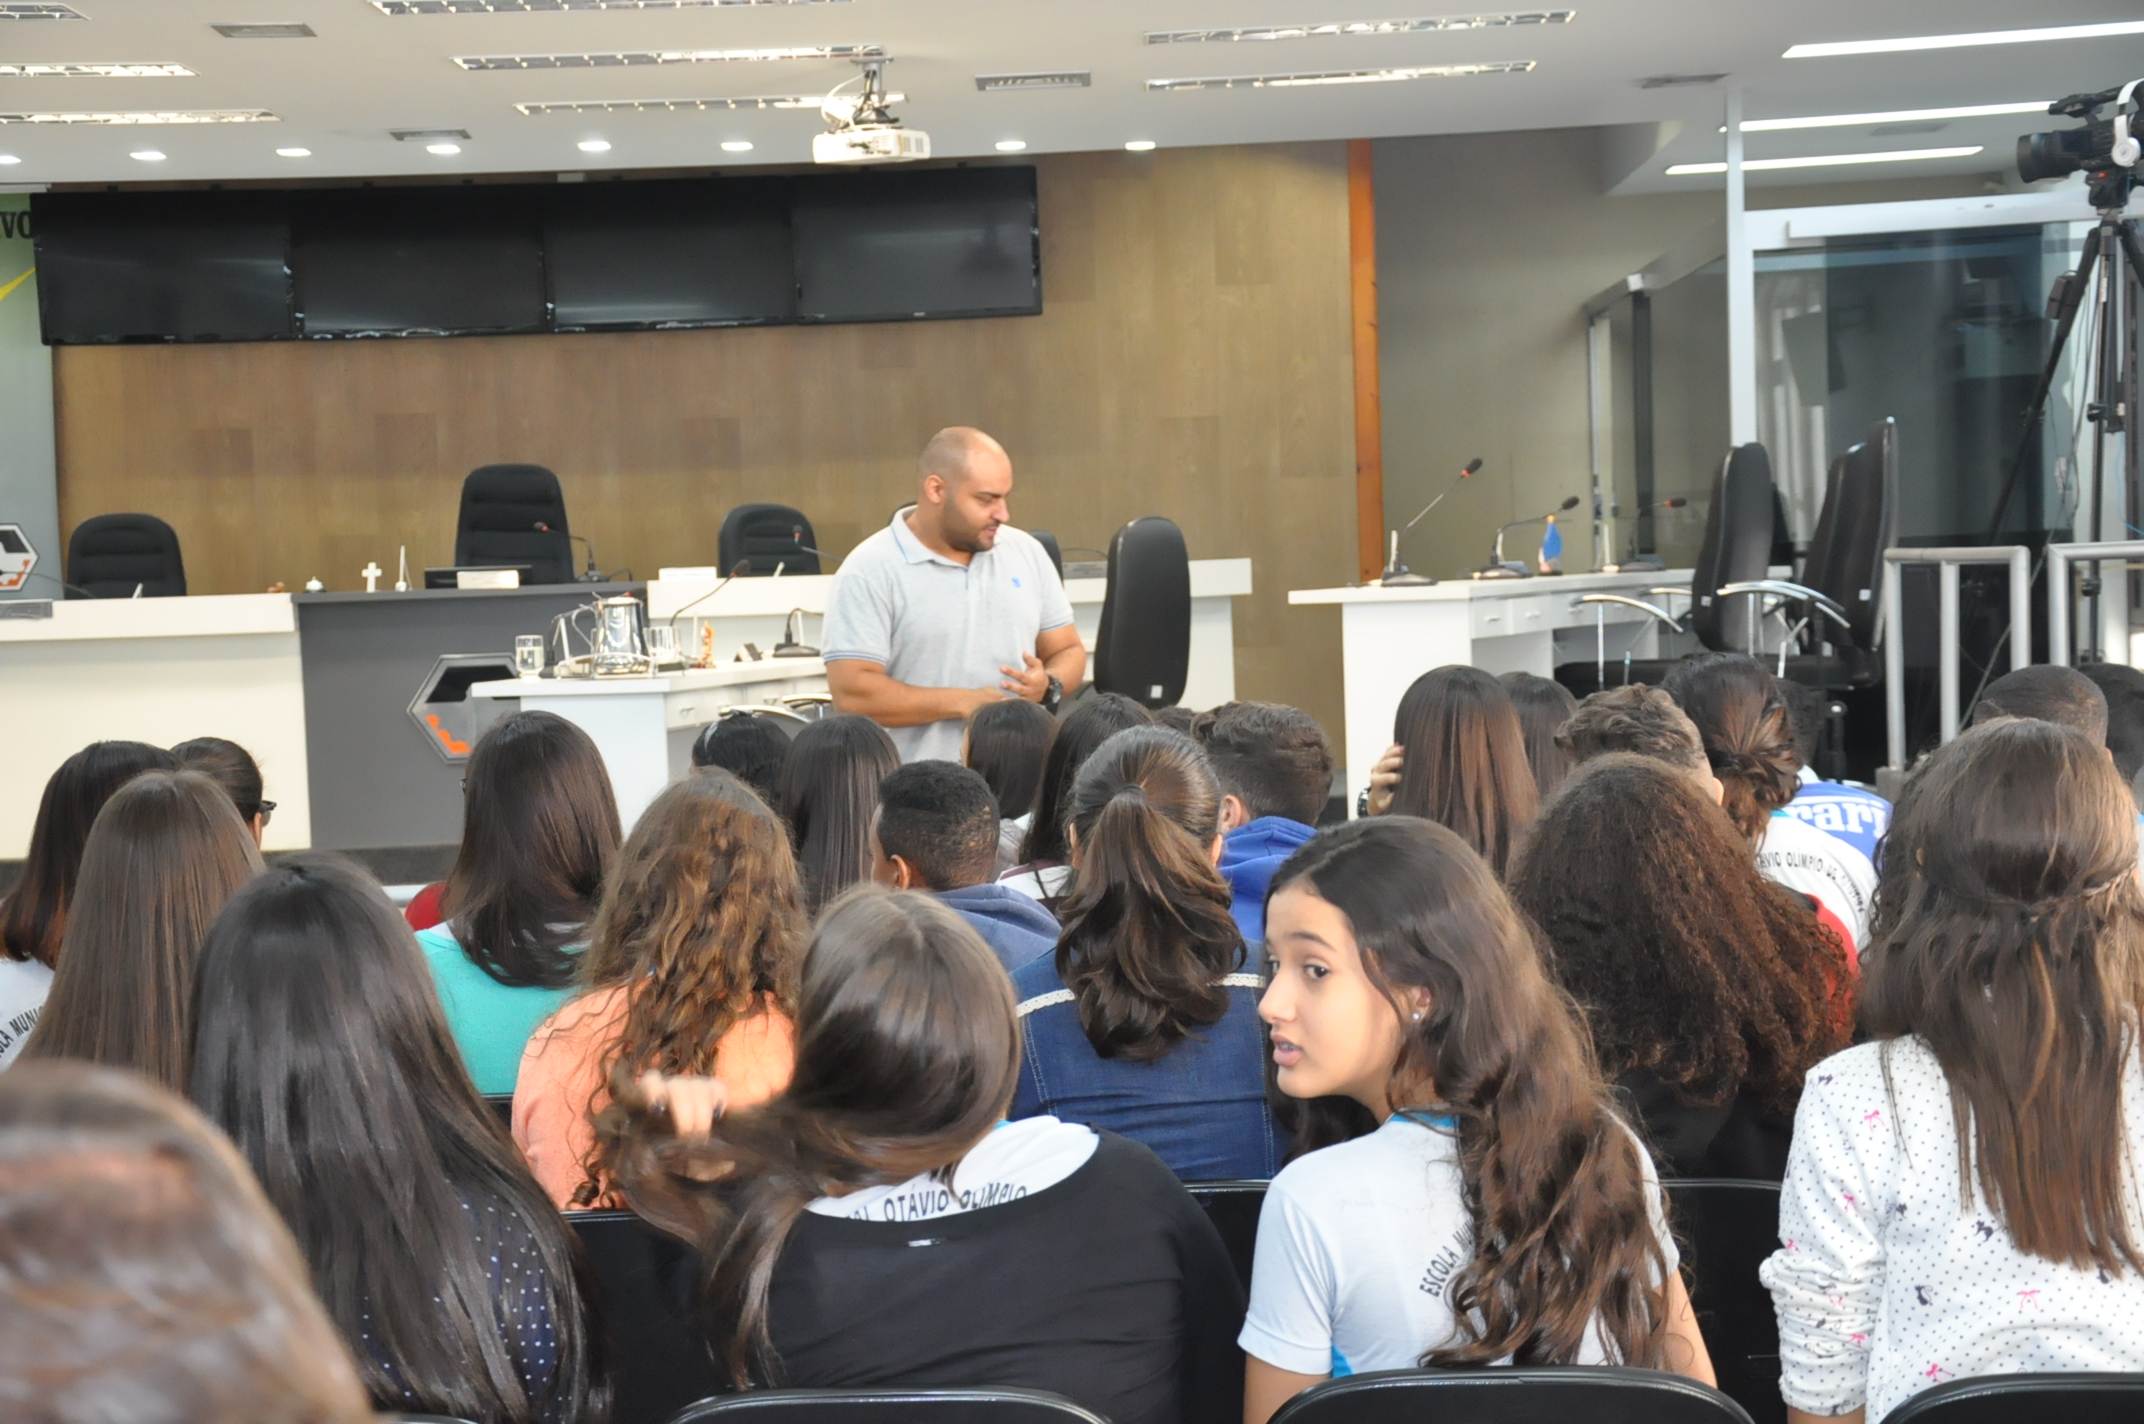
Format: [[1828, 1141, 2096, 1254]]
[[822, 511, 1074, 763]]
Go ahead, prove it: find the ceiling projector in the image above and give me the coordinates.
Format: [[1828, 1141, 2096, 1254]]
[[813, 58, 929, 165]]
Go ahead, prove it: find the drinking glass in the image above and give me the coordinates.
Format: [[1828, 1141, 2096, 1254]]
[[514, 634, 545, 677]]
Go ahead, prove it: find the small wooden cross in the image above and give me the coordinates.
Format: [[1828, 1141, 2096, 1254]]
[[361, 561, 383, 592]]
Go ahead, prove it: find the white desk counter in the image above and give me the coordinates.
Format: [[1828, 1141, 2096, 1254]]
[[0, 594, 311, 855], [1290, 570, 1693, 804]]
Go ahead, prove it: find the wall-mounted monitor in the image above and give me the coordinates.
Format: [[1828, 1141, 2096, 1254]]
[[793, 167, 1040, 323], [546, 177, 794, 330], [35, 191, 294, 343], [294, 187, 546, 337]]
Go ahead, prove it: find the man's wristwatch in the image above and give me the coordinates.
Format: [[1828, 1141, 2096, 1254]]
[[1042, 673, 1064, 713]]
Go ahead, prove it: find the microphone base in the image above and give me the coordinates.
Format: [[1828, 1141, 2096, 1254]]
[[1471, 562, 1533, 580]]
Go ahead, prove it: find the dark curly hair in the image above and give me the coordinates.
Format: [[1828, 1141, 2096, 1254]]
[[1508, 753, 1850, 1113], [1661, 653, 1800, 842]]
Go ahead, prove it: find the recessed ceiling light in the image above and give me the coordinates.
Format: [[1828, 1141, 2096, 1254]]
[[377, 0, 846, 10], [720, 138, 753, 151], [994, 138, 1027, 152], [1638, 73, 1726, 89], [0, 3, 87, 15], [1150, 59, 1533, 89], [0, 154, 20, 164], [0, 62, 195, 78], [211, 23, 315, 38], [129, 148, 165, 161], [1125, 139, 1157, 151], [275, 145, 310, 156], [1667, 145, 1985, 175], [975, 72, 1090, 91], [426, 141, 462, 155], [1735, 100, 2051, 132], [576, 137, 611, 151], [1147, 12, 1572, 43], [1785, 19, 2144, 59], [391, 127, 471, 143], [0, 109, 276, 124], [518, 93, 887, 114], [455, 44, 882, 70]]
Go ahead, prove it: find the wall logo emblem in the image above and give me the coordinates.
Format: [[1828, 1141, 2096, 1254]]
[[0, 523, 36, 592]]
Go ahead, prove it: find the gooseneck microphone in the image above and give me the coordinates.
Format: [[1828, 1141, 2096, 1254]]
[[1476, 495, 1580, 580], [533, 522, 604, 581], [1381, 457, 1485, 586]]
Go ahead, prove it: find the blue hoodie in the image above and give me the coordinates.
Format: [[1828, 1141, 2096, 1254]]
[[934, 882, 1062, 974], [1220, 816, 1319, 945]]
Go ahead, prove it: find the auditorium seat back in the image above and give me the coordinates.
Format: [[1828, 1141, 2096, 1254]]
[[456, 464, 574, 585], [1690, 444, 1780, 654], [570, 1210, 730, 1424], [1268, 1365, 1755, 1424], [1093, 516, 1191, 709], [666, 1387, 1109, 1424], [1028, 529, 1066, 582], [1668, 1178, 1784, 1424], [482, 1094, 514, 1131], [1881, 1373, 2144, 1424], [718, 503, 820, 577], [66, 512, 186, 598], [1186, 1180, 1264, 1293]]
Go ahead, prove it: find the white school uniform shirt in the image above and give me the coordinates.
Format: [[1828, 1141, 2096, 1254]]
[[1757, 810, 1877, 950], [808, 1117, 1098, 1223], [0, 956, 54, 1068], [1762, 1037, 2144, 1423], [1240, 1113, 1678, 1378]]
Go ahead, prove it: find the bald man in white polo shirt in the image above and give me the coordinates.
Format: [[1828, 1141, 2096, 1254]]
[[823, 427, 1087, 762]]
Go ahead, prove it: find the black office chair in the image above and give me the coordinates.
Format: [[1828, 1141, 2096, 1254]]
[[1779, 418, 1896, 691], [1668, 1179, 1784, 1424], [1186, 1180, 1264, 1294], [456, 464, 575, 585], [1881, 1373, 2144, 1424], [66, 512, 186, 598], [719, 503, 820, 577], [1028, 530, 1066, 582], [570, 1210, 731, 1424], [1269, 1365, 1755, 1424], [667, 1388, 1108, 1424], [481, 1094, 514, 1131], [1092, 516, 1191, 709]]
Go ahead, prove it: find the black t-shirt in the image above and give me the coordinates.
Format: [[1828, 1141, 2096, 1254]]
[[761, 1130, 1245, 1424], [1617, 1069, 1793, 1182]]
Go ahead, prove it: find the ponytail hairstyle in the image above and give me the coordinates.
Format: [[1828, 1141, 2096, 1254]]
[[1862, 717, 2144, 1277], [595, 886, 1020, 1386], [1660, 653, 1800, 842], [1387, 666, 1539, 877], [1270, 817, 1672, 1369], [1056, 725, 1246, 1062]]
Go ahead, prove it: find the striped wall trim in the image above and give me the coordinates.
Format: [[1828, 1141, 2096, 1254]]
[[1016, 972, 1265, 1018]]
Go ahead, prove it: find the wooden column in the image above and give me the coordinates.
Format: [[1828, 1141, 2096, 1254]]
[[1347, 138, 1384, 583]]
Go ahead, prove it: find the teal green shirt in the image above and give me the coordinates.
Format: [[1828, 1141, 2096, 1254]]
[[414, 924, 581, 1096]]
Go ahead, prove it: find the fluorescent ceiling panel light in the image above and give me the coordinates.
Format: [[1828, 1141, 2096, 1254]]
[[719, 138, 753, 151], [392, 127, 471, 141], [128, 149, 164, 160], [1666, 144, 1985, 175], [1639, 72, 1724, 88], [1125, 139, 1156, 151], [576, 137, 610, 151], [379, 0, 842, 11], [0, 4, 86, 16], [275, 145, 310, 156], [1736, 100, 2050, 132], [0, 108, 275, 123], [212, 23, 315, 38], [0, 154, 19, 163], [1785, 20, 2144, 59], [994, 138, 1027, 151], [976, 72, 1090, 91], [1147, 11, 1571, 43], [426, 141, 461, 154], [456, 44, 881, 70], [518, 93, 870, 113], [1150, 59, 1533, 89], [0, 62, 195, 78]]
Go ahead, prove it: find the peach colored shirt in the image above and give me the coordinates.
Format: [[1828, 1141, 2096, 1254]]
[[512, 984, 795, 1211]]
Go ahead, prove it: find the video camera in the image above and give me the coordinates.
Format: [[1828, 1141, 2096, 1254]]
[[2019, 81, 2143, 208]]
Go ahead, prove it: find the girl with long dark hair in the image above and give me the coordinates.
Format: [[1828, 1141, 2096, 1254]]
[[1509, 754, 1851, 1179], [516, 770, 803, 1209], [0, 741, 177, 1065], [417, 710, 622, 1094], [776, 714, 900, 915], [172, 736, 274, 846], [1765, 718, 2144, 1424], [21, 770, 261, 1090], [1499, 670, 1580, 804], [189, 854, 605, 1424], [598, 886, 1245, 1424], [1010, 725, 1279, 1178], [1364, 666, 1538, 877], [1244, 817, 1713, 1420], [1001, 691, 1150, 903], [963, 697, 1057, 876]]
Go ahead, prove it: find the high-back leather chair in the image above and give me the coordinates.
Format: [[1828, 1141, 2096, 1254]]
[[568, 1210, 730, 1424], [666, 1388, 1109, 1424], [455, 464, 574, 585], [1668, 1179, 1786, 1424], [718, 503, 819, 577], [66, 512, 186, 598], [1028, 530, 1066, 582], [1092, 516, 1191, 709], [1690, 443, 1784, 654]]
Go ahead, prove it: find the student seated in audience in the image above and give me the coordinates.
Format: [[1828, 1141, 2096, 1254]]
[[1010, 726, 1281, 1179], [1971, 661, 2107, 739], [1773, 681, 1889, 864], [1510, 755, 1850, 1179], [962, 697, 1057, 876], [1764, 717, 2144, 1424], [1363, 665, 1538, 878], [1152, 705, 1201, 734], [1500, 670, 1580, 803], [21, 770, 261, 1090], [2078, 661, 2144, 798], [871, 760, 1060, 972], [1244, 818, 1713, 1420], [0, 740, 177, 1067], [517, 770, 801, 1209], [170, 735, 274, 847], [190, 855, 605, 1424], [412, 711, 622, 1096], [777, 713, 901, 915], [0, 1062, 377, 1424], [1001, 690, 1151, 905], [1663, 654, 1876, 949], [691, 710, 794, 806], [1193, 700, 1335, 945], [599, 887, 1245, 1424]]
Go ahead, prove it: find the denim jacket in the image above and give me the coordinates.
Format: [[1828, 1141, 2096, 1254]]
[[1008, 957, 1284, 1181]]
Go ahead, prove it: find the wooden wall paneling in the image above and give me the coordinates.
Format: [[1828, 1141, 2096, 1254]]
[[54, 143, 1359, 747], [1347, 138, 1384, 584]]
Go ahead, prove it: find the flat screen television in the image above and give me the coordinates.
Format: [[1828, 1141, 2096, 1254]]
[[294, 187, 546, 337], [792, 166, 1039, 323], [33, 192, 294, 344], [547, 177, 794, 330]]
